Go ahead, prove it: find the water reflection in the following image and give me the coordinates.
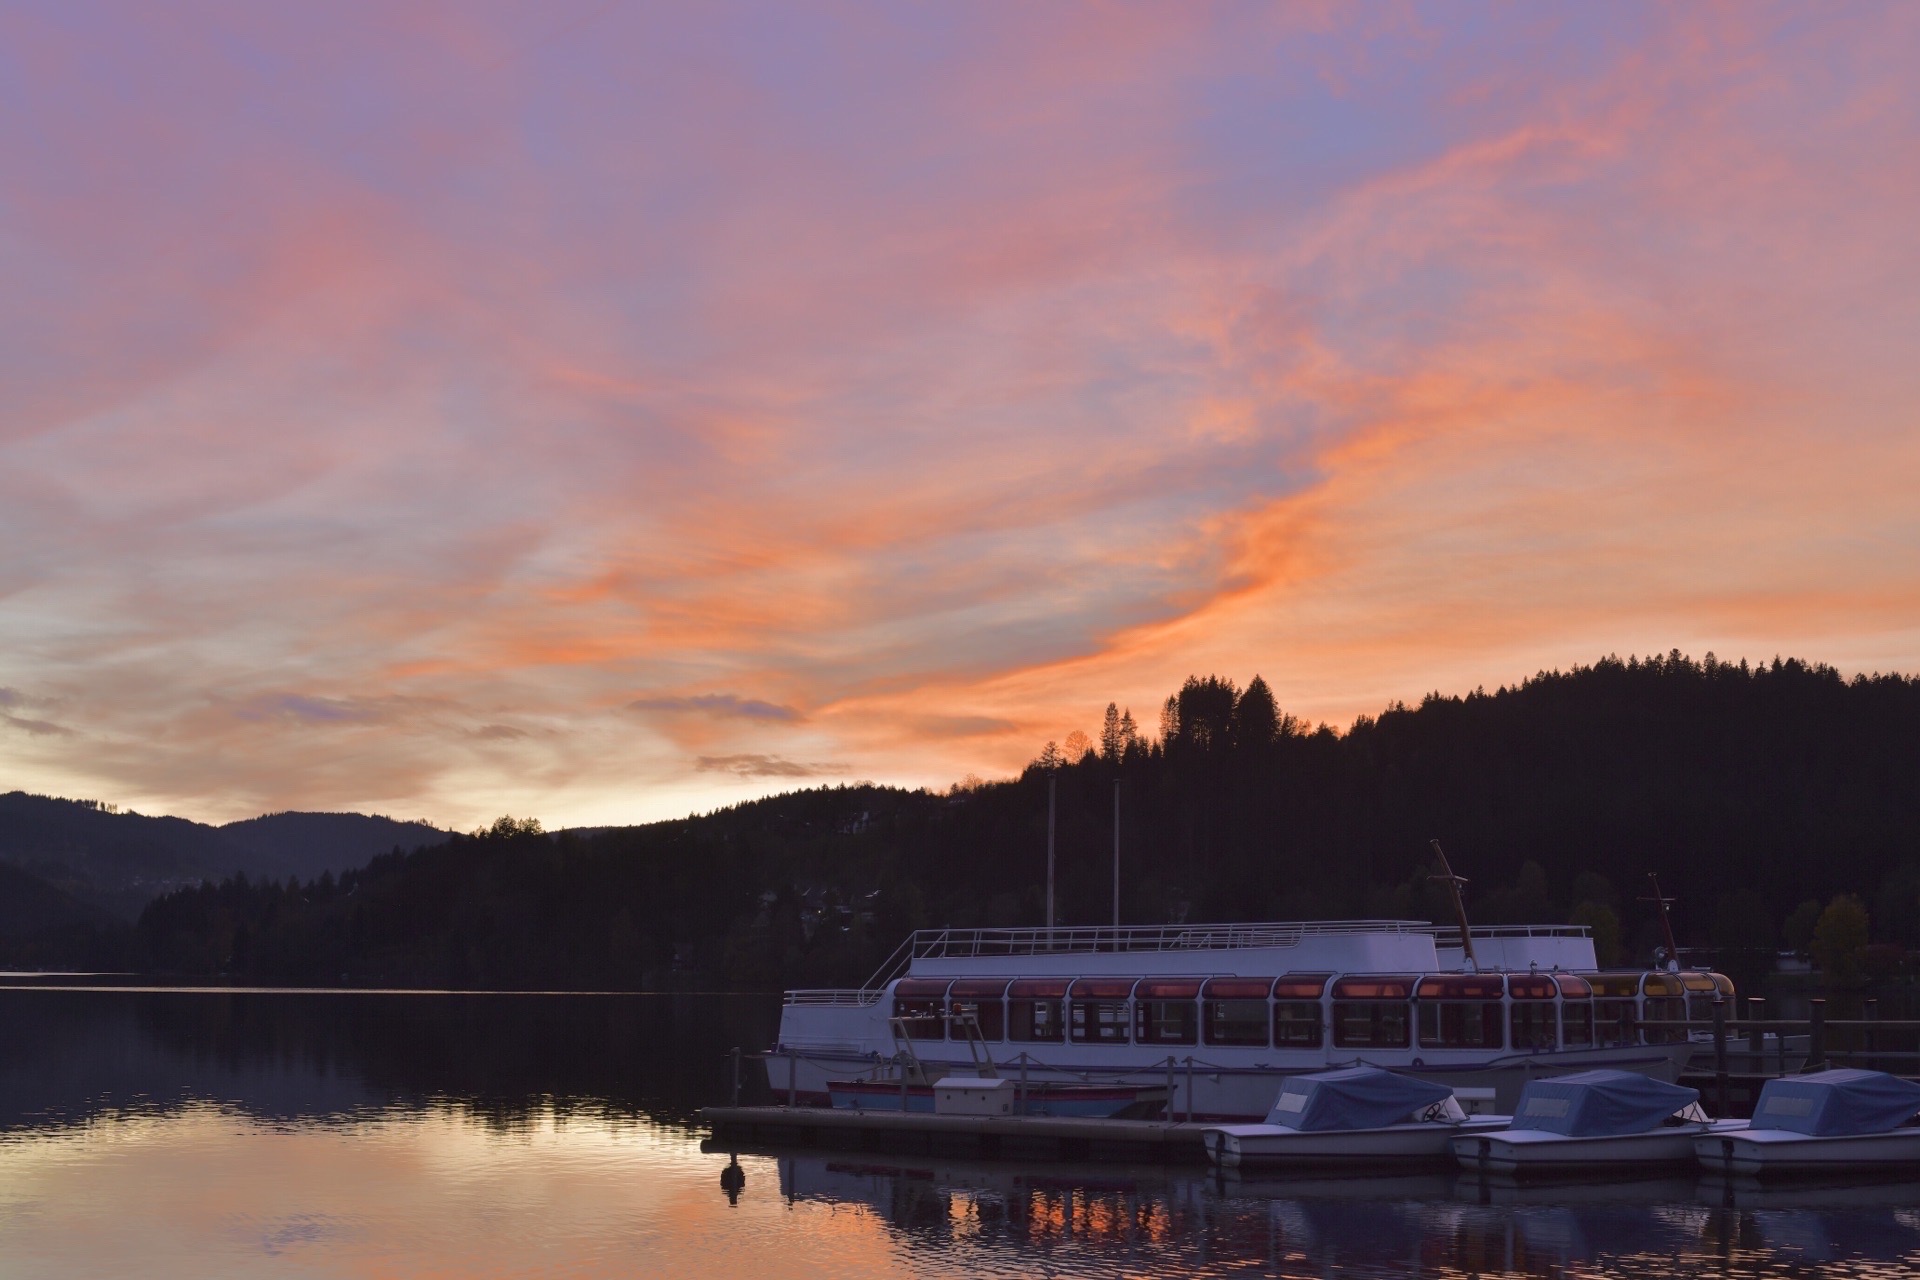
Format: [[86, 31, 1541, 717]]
[[5, 987, 1920, 1278], [0, 985, 778, 1131], [752, 1149, 1920, 1277]]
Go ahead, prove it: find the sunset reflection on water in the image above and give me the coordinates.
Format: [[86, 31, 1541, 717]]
[[4, 989, 1920, 1279]]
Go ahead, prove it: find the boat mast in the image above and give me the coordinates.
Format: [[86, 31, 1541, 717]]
[[1641, 873, 1681, 972], [1112, 779, 1120, 930], [1429, 839, 1477, 973], [1046, 771, 1057, 931]]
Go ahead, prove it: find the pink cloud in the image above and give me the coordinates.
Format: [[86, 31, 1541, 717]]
[[1, 3, 1917, 824]]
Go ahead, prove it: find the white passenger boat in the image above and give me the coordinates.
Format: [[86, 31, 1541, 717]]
[[1202, 1065, 1507, 1168], [1694, 1068, 1920, 1178], [1451, 1069, 1743, 1176], [766, 920, 1696, 1120]]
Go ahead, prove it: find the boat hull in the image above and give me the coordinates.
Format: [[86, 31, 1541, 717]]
[[1453, 1121, 1746, 1177], [1204, 1117, 1509, 1169], [1693, 1127, 1920, 1178], [769, 1043, 1693, 1120]]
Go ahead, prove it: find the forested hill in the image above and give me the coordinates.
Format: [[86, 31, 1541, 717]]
[[0, 793, 447, 918], [126, 652, 1920, 990]]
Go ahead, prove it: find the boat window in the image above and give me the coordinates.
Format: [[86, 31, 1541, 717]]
[[1553, 974, 1593, 998], [1272, 974, 1332, 1000], [1068, 978, 1136, 1045], [1509, 1002, 1556, 1052], [1415, 976, 1505, 1001], [1412, 977, 1503, 1051], [1507, 976, 1557, 1000], [891, 979, 949, 1040], [1593, 997, 1638, 1047], [1274, 1001, 1324, 1048], [1203, 999, 1268, 1046], [1685, 972, 1735, 1020], [1201, 979, 1273, 1046], [947, 979, 1009, 1041], [1006, 979, 1067, 1043], [1136, 1001, 1197, 1045], [1642, 995, 1687, 1043], [1329, 976, 1412, 1050], [1561, 999, 1594, 1047], [1133, 979, 1200, 1047], [1332, 1001, 1407, 1049], [1417, 1001, 1503, 1050]]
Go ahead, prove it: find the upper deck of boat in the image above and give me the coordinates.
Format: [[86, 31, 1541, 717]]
[[887, 920, 1597, 981]]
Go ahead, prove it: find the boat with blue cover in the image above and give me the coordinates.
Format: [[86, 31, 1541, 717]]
[[1694, 1068, 1920, 1178], [1451, 1069, 1739, 1176], [1202, 1065, 1507, 1168]]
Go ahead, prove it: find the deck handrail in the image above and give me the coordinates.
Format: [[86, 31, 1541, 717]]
[[898, 919, 1434, 962]]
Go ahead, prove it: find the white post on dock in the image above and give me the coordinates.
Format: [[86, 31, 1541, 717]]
[[1046, 773, 1057, 931]]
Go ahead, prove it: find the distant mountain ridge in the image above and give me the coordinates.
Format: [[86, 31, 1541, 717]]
[[0, 792, 448, 918]]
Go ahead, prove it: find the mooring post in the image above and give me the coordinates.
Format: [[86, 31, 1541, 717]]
[[730, 1046, 742, 1107], [788, 1046, 798, 1107], [1809, 998, 1827, 1069], [1711, 996, 1729, 1117], [1746, 998, 1765, 1068]]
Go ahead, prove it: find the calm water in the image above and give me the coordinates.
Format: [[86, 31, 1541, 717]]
[[3, 986, 1920, 1278]]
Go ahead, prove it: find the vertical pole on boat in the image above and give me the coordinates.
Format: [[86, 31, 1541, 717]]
[[1808, 998, 1827, 1069], [1112, 779, 1121, 931], [1165, 1056, 1175, 1121], [1018, 1053, 1028, 1116], [787, 1047, 798, 1108], [1046, 773, 1057, 932], [1711, 996, 1729, 1117], [899, 1052, 909, 1110], [1185, 1056, 1195, 1123]]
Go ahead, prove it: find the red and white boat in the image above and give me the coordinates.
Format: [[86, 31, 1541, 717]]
[[766, 919, 1698, 1121]]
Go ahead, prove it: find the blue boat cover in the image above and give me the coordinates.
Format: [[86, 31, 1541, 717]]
[[1265, 1066, 1454, 1131], [1510, 1070, 1699, 1137], [1750, 1069, 1920, 1137]]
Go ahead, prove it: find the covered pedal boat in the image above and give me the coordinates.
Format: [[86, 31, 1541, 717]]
[[1695, 1069, 1920, 1178], [1203, 1065, 1506, 1168], [1451, 1068, 1734, 1177]]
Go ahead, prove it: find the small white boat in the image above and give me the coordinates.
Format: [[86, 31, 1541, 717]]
[[1203, 1065, 1506, 1169], [1451, 1069, 1742, 1177], [1693, 1068, 1920, 1178]]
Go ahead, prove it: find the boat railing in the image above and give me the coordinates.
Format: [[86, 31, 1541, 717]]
[[897, 919, 1434, 963], [1437, 924, 1595, 941], [784, 988, 888, 1007]]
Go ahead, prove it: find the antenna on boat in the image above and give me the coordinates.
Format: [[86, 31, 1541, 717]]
[[1046, 771, 1057, 932], [1429, 840, 1477, 973], [1641, 873, 1681, 973]]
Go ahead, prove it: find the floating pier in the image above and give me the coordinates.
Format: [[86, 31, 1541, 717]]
[[700, 1105, 1212, 1165]]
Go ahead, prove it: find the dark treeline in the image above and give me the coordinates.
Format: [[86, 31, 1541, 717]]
[[106, 652, 1920, 989]]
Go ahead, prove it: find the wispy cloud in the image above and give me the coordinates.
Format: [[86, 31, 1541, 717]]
[[0, 4, 1916, 825], [627, 695, 804, 723], [695, 754, 848, 780]]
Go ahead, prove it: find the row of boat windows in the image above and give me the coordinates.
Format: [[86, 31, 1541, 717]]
[[889, 970, 1732, 1052]]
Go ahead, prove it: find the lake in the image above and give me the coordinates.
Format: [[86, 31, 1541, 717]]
[[3, 984, 1919, 1278]]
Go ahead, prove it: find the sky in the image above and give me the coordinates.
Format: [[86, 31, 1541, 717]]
[[2, 2, 1918, 830]]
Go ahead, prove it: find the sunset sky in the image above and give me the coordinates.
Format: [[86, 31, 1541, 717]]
[[3, 2, 1918, 830]]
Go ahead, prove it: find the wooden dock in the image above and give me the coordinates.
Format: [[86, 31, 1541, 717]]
[[700, 1105, 1213, 1165]]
